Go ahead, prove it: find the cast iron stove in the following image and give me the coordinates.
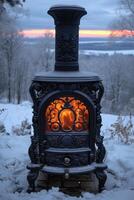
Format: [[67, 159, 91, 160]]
[[27, 5, 107, 193]]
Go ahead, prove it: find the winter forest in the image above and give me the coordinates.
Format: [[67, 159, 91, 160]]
[[0, 1, 134, 115], [0, 1, 134, 200]]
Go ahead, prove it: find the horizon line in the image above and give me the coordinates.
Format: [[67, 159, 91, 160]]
[[20, 29, 134, 38]]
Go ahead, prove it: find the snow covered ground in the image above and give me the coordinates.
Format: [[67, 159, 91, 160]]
[[0, 102, 134, 200], [80, 49, 134, 56]]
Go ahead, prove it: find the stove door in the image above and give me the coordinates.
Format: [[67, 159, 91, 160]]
[[38, 91, 96, 167]]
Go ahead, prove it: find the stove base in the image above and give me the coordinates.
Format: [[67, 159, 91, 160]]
[[27, 163, 107, 193], [37, 173, 98, 195]]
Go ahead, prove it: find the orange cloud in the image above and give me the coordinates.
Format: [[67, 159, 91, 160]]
[[20, 29, 134, 38]]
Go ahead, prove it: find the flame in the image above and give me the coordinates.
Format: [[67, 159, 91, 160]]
[[59, 109, 75, 131], [45, 97, 89, 132]]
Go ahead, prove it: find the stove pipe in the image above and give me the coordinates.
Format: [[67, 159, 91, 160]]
[[48, 5, 87, 71]]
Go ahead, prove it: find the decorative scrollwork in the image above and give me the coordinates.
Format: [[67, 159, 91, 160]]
[[28, 136, 40, 164], [56, 31, 78, 62], [96, 135, 106, 163], [29, 80, 106, 167], [46, 134, 89, 148], [45, 97, 89, 132], [45, 151, 89, 167], [97, 82, 104, 104]]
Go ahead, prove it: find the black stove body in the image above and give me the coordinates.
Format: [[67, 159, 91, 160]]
[[27, 5, 107, 193]]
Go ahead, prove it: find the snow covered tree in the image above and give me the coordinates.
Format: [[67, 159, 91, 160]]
[[112, 0, 134, 37], [0, 0, 27, 103], [0, 6, 26, 103], [0, 0, 25, 7], [36, 32, 54, 72], [14, 52, 30, 104], [1, 31, 24, 102]]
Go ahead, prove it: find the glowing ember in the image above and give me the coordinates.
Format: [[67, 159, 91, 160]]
[[45, 97, 89, 132]]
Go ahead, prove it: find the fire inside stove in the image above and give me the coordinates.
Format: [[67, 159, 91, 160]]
[[45, 97, 89, 133]]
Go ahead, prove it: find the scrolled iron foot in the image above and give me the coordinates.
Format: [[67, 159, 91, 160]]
[[95, 169, 107, 192], [27, 169, 39, 193]]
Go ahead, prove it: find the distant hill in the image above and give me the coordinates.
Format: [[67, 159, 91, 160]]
[[23, 37, 134, 51]]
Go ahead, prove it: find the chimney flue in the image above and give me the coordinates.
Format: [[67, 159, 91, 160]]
[[48, 5, 87, 71]]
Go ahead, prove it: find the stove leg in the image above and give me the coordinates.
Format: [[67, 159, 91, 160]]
[[95, 169, 107, 192], [27, 169, 39, 193]]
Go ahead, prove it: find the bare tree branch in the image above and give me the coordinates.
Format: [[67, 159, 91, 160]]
[[111, 0, 134, 37]]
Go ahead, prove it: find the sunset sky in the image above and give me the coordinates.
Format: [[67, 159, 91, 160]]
[[21, 29, 130, 38], [19, 0, 121, 38]]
